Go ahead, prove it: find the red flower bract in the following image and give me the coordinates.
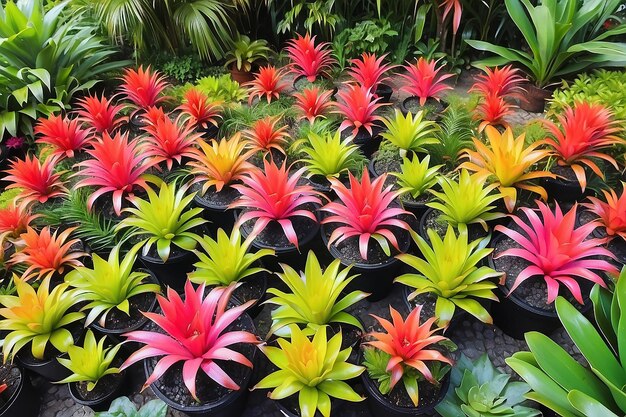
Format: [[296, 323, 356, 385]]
[[321, 170, 410, 260], [285, 33, 336, 82], [469, 65, 525, 98], [494, 201, 617, 304], [400, 58, 453, 106], [230, 160, 322, 249], [474, 93, 513, 132], [4, 155, 67, 205], [583, 185, 626, 243], [334, 84, 386, 136], [0, 202, 39, 239], [142, 115, 202, 170], [293, 86, 334, 124], [74, 131, 151, 216], [245, 66, 287, 105], [178, 88, 221, 130], [347, 52, 397, 92], [35, 114, 92, 159], [242, 116, 290, 154], [121, 282, 258, 400], [119, 66, 168, 109], [75, 93, 125, 134]]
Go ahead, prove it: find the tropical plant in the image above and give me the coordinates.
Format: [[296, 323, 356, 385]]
[[334, 84, 385, 136], [121, 282, 258, 400], [286, 33, 336, 83], [74, 131, 152, 216], [473, 93, 514, 132], [245, 66, 288, 105], [188, 134, 255, 194], [0, 275, 85, 360], [253, 324, 364, 417], [466, 0, 626, 87], [396, 227, 499, 325], [142, 116, 201, 170], [300, 130, 363, 178], [400, 58, 453, 105], [460, 126, 553, 212], [583, 185, 626, 242], [34, 114, 92, 159], [392, 155, 442, 200], [231, 160, 322, 249], [65, 243, 160, 327], [242, 116, 290, 154], [321, 170, 410, 260], [188, 228, 274, 287], [267, 251, 367, 337], [119, 66, 168, 110], [0, 0, 127, 138], [333, 20, 399, 67], [177, 88, 222, 131], [10, 226, 84, 282], [94, 397, 167, 417], [116, 181, 205, 262], [75, 94, 125, 134], [293, 87, 334, 124], [4, 155, 67, 205], [364, 305, 453, 407], [225, 35, 271, 72], [543, 101, 623, 190], [470, 65, 525, 98], [191, 74, 247, 103], [0, 202, 38, 240], [142, 106, 168, 127], [427, 103, 475, 170], [381, 110, 439, 154], [436, 353, 540, 417], [57, 330, 121, 391], [494, 201, 617, 304], [428, 170, 504, 232], [347, 52, 397, 91]]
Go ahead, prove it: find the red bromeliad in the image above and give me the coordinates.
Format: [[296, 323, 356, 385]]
[[74, 131, 151, 216], [35, 114, 92, 159], [439, 0, 463, 35], [75, 94, 125, 134], [242, 116, 290, 154], [494, 201, 617, 304], [285, 33, 336, 82], [543, 102, 624, 191], [365, 305, 453, 406], [142, 106, 168, 127], [293, 87, 334, 124], [178, 88, 221, 130], [10, 226, 84, 281], [470, 65, 525, 98], [334, 84, 385, 136], [347, 52, 397, 92], [321, 171, 410, 260], [4, 155, 67, 205], [230, 160, 322, 249], [245, 66, 287, 105], [142, 116, 202, 170], [400, 58, 453, 106], [474, 93, 513, 132], [583, 186, 626, 242], [0, 202, 39, 239], [121, 282, 258, 400], [119, 66, 168, 109]]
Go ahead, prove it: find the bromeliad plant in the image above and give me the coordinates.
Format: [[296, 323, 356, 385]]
[[65, 243, 160, 327], [494, 201, 617, 304], [188, 134, 255, 194], [543, 102, 624, 191], [76, 94, 125, 134], [300, 130, 364, 179], [266, 251, 367, 337], [253, 324, 364, 417], [392, 155, 442, 200], [4, 155, 67, 205], [400, 58, 453, 106], [231, 160, 322, 249], [396, 227, 500, 326], [363, 305, 454, 407], [177, 88, 222, 131], [0, 202, 38, 240], [35, 114, 92, 159], [0, 275, 85, 361], [245, 66, 288, 105], [57, 330, 121, 391], [428, 170, 504, 233], [10, 226, 84, 282], [242, 116, 290, 155], [321, 171, 410, 261], [142, 116, 202, 170], [116, 181, 205, 262], [583, 185, 626, 242], [74, 131, 152, 216], [121, 282, 258, 400], [293, 87, 334, 124], [188, 228, 274, 287], [286, 33, 336, 83], [460, 126, 554, 212], [119, 66, 168, 110], [381, 110, 439, 155], [347, 52, 397, 92], [334, 84, 385, 136]]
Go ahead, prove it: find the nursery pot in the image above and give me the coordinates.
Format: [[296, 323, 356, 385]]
[[350, 126, 383, 159], [68, 370, 128, 412], [542, 167, 585, 203], [18, 351, 72, 382], [519, 83, 551, 113], [0, 365, 40, 417], [274, 397, 345, 417], [375, 83, 393, 103], [361, 368, 450, 417], [229, 66, 254, 84], [230, 269, 269, 319], [401, 97, 446, 121], [139, 249, 197, 294], [193, 186, 240, 236]]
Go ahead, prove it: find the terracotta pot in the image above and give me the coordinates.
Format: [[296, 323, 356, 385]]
[[229, 66, 254, 85], [520, 83, 551, 113]]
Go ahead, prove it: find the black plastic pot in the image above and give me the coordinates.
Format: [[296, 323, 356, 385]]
[[375, 83, 393, 103], [193, 193, 238, 237], [139, 250, 197, 294], [542, 175, 584, 203], [361, 369, 450, 416], [308, 175, 336, 201], [401, 198, 430, 223], [274, 397, 345, 417], [350, 127, 382, 159], [0, 366, 40, 417], [18, 352, 72, 382], [68, 371, 128, 412], [232, 270, 269, 319], [199, 123, 220, 140]]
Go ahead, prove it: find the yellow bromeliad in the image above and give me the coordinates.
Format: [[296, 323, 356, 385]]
[[460, 126, 554, 212]]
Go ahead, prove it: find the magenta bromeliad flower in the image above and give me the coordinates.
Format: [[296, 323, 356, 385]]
[[5, 136, 25, 149], [321, 170, 410, 260], [285, 33, 336, 82], [121, 282, 258, 400], [334, 84, 386, 136], [400, 58, 453, 106], [347, 52, 397, 92], [494, 201, 618, 304]]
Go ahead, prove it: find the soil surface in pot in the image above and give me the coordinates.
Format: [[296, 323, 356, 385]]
[[406, 292, 438, 320], [422, 209, 489, 242], [372, 152, 402, 177], [232, 274, 266, 306], [19, 323, 84, 364], [191, 182, 241, 208], [74, 370, 123, 401], [99, 291, 155, 331], [372, 374, 443, 409], [403, 97, 444, 119], [0, 365, 21, 408]]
